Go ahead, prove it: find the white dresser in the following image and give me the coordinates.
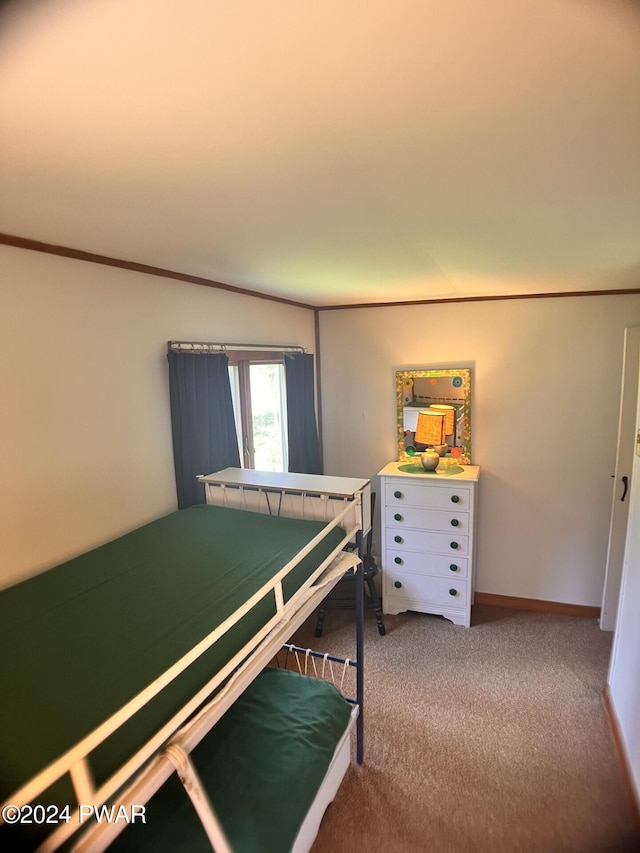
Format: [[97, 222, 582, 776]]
[[379, 461, 480, 627]]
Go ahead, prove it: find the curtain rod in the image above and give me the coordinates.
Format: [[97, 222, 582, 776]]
[[168, 340, 306, 354]]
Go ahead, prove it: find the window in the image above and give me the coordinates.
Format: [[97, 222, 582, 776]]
[[228, 353, 288, 472]]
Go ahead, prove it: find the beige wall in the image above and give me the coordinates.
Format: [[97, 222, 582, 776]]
[[318, 296, 640, 607], [0, 245, 317, 588]]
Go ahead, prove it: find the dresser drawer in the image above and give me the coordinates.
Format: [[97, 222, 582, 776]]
[[385, 481, 471, 511], [385, 569, 468, 608], [385, 550, 469, 579], [385, 505, 469, 534], [386, 526, 469, 556]]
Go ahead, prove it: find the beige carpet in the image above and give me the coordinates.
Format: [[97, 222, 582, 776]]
[[290, 604, 640, 853]]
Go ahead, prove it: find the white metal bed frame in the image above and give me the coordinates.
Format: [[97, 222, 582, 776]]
[[1, 469, 369, 852], [199, 468, 369, 761]]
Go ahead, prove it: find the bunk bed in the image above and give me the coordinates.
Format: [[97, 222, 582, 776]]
[[0, 469, 370, 852]]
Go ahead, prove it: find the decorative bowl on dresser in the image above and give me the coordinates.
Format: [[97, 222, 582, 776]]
[[378, 461, 480, 627]]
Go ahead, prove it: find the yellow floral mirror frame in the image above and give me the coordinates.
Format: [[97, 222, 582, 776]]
[[396, 368, 472, 465]]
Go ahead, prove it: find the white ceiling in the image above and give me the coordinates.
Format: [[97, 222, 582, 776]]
[[1, 0, 639, 307]]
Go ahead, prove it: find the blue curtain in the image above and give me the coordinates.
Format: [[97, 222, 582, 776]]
[[167, 351, 240, 508], [284, 352, 322, 474]]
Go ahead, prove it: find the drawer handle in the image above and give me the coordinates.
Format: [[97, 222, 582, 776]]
[[394, 581, 403, 589], [450, 519, 460, 527], [394, 535, 403, 543], [449, 564, 459, 572], [449, 588, 458, 597], [451, 495, 460, 503], [394, 556, 403, 565], [450, 541, 459, 550], [394, 513, 403, 522], [394, 490, 403, 499]]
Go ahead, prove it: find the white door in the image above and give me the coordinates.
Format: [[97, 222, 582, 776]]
[[601, 326, 640, 631], [606, 365, 640, 799]]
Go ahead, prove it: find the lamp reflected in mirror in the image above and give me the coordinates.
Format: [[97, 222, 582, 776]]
[[416, 409, 447, 450], [414, 409, 446, 470]]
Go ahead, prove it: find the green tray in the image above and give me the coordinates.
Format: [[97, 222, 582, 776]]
[[398, 462, 465, 476]]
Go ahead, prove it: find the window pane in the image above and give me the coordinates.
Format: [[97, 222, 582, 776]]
[[250, 363, 287, 472]]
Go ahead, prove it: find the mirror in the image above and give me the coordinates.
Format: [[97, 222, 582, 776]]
[[396, 368, 472, 464]]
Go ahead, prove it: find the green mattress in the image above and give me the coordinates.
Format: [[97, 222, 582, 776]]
[[0, 505, 346, 822], [110, 667, 353, 853]]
